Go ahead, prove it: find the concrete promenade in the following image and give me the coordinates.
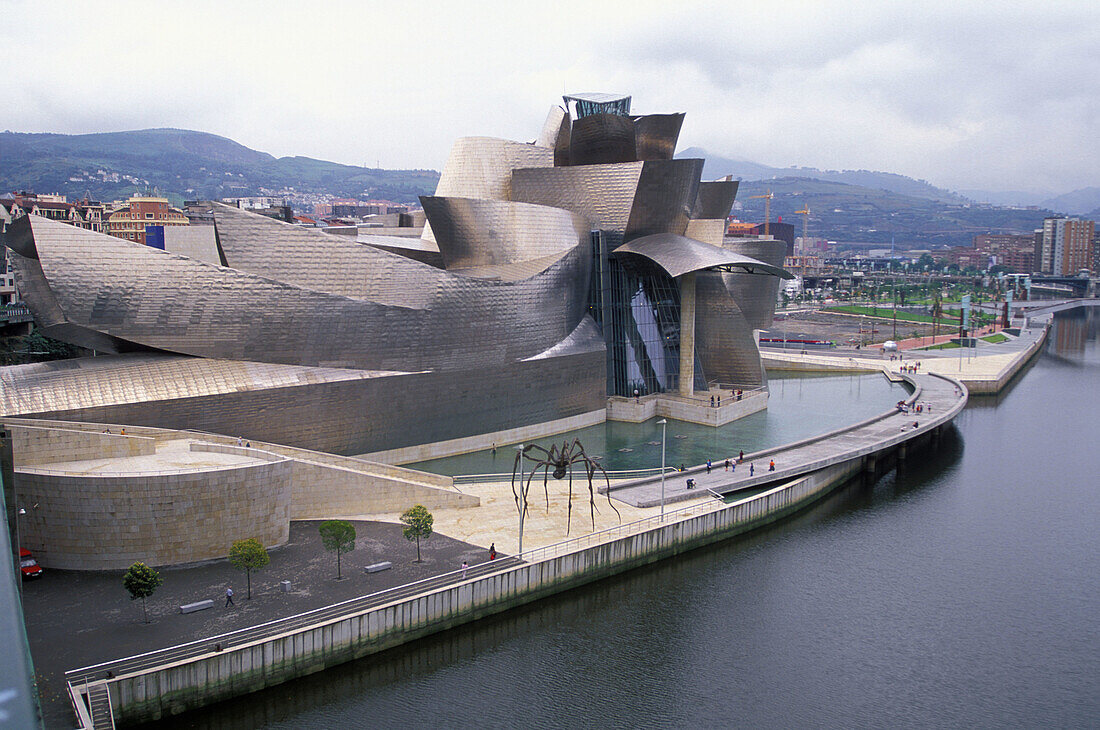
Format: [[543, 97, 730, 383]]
[[763, 315, 1050, 395], [608, 368, 963, 508]]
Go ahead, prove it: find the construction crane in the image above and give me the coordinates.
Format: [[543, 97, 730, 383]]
[[795, 205, 811, 284], [749, 190, 773, 236]]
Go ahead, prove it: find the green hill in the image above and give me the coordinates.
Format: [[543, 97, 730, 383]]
[[0, 128, 439, 205]]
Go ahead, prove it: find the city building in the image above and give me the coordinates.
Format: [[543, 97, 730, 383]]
[[1, 94, 789, 460], [1037, 217, 1095, 275], [105, 195, 188, 245]]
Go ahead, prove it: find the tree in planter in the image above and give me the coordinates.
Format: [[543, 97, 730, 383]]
[[122, 562, 163, 623], [400, 504, 434, 562], [318, 520, 356, 579], [228, 538, 269, 599]]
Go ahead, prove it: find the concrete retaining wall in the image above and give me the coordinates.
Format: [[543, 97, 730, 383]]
[[9, 425, 155, 466], [17, 458, 293, 570], [607, 390, 767, 426], [106, 458, 862, 725]]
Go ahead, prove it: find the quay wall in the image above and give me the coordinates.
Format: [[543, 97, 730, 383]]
[[106, 458, 865, 725], [9, 424, 155, 466]]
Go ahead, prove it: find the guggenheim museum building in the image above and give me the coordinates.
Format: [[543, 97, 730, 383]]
[[0, 94, 789, 460]]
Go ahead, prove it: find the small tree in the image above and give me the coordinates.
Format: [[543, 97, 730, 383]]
[[318, 520, 356, 579], [123, 562, 162, 623], [228, 538, 269, 599], [400, 504, 434, 562]]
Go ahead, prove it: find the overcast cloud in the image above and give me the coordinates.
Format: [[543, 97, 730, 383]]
[[1, 0, 1096, 195]]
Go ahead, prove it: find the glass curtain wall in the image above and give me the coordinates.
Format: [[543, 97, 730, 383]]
[[589, 231, 707, 397]]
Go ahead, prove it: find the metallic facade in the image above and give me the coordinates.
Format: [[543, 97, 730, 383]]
[[1, 93, 788, 455]]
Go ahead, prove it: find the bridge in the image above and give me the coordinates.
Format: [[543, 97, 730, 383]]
[[1011, 298, 1100, 319]]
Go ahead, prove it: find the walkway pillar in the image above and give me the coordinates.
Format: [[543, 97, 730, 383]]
[[679, 272, 696, 397]]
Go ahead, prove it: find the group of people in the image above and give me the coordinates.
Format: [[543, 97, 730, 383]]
[[709, 390, 747, 408], [695, 451, 771, 480], [900, 362, 921, 374]]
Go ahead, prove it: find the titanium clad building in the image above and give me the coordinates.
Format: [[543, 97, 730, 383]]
[[0, 94, 788, 458]]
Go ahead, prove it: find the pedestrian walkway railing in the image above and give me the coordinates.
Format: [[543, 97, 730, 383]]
[[453, 466, 675, 485]]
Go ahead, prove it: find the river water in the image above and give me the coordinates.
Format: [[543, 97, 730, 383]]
[[161, 311, 1099, 729]]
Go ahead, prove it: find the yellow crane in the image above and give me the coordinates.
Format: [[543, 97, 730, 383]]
[[749, 190, 773, 236]]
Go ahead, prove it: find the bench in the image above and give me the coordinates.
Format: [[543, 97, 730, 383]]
[[364, 562, 392, 574], [179, 599, 214, 614]]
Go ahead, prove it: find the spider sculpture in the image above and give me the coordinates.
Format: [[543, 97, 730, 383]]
[[511, 439, 621, 535]]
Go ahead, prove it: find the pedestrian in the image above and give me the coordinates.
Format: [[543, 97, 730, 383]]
[[491, 443, 496, 455], [634, 388, 640, 403], [738, 449, 744, 463], [237, 436, 243, 446], [717, 395, 721, 407], [750, 463, 754, 476], [461, 561, 468, 579], [724, 459, 731, 471], [120, 428, 126, 435], [679, 464, 685, 472], [489, 543, 496, 560], [769, 459, 775, 472], [225, 587, 235, 607], [710, 395, 715, 407], [244, 441, 251, 447], [706, 459, 712, 474]]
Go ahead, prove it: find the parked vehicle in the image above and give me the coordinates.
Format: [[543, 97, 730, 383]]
[[19, 548, 43, 579]]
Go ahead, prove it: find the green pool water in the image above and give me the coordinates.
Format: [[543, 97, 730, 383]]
[[408, 371, 907, 476]]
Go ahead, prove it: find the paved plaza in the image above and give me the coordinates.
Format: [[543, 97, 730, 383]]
[[23, 520, 489, 728]]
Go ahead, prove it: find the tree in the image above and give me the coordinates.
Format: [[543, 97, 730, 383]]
[[400, 504, 434, 562], [228, 538, 269, 599], [318, 520, 356, 579], [122, 562, 162, 623]]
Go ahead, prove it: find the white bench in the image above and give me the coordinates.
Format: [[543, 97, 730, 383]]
[[364, 562, 392, 573], [179, 599, 215, 614]]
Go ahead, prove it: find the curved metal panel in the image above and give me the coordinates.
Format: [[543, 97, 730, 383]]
[[684, 219, 726, 246], [535, 105, 567, 148], [569, 113, 637, 166], [420, 196, 589, 270], [694, 271, 766, 387], [691, 180, 739, 219], [613, 232, 792, 279], [424, 137, 553, 242], [721, 239, 787, 330], [633, 113, 684, 161], [15, 215, 592, 372], [624, 159, 703, 241], [512, 162, 644, 231]]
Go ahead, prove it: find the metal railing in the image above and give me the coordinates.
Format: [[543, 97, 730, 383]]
[[453, 466, 675, 485]]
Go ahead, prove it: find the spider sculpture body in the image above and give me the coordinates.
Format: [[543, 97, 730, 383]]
[[511, 438, 621, 535]]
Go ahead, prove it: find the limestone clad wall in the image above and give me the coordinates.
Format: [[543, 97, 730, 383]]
[[10, 425, 155, 466], [16, 459, 293, 570]]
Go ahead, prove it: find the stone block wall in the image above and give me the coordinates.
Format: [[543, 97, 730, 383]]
[[10, 425, 155, 466], [16, 459, 293, 570]]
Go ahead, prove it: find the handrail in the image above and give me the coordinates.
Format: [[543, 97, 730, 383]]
[[453, 466, 675, 485]]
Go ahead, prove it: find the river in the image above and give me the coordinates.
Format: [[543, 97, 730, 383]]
[[159, 310, 1099, 728]]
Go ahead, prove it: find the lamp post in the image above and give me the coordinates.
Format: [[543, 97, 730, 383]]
[[657, 419, 668, 518], [15, 507, 25, 603], [515, 444, 525, 557]]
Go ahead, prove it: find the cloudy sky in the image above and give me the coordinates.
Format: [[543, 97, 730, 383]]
[[2, 0, 1097, 196]]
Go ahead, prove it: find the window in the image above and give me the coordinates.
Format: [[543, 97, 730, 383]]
[[145, 213, 154, 219]]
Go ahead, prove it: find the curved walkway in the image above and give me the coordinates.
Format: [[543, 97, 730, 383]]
[[609, 370, 966, 508]]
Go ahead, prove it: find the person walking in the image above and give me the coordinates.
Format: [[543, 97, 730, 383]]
[[724, 459, 731, 471], [749, 463, 754, 476], [769, 459, 775, 472], [738, 449, 744, 463], [706, 459, 712, 474], [461, 561, 468, 579], [225, 586, 235, 608], [489, 543, 496, 560]]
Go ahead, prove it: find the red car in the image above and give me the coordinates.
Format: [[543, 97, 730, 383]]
[[19, 548, 43, 579]]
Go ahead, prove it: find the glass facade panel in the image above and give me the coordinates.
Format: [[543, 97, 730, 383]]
[[589, 230, 706, 397]]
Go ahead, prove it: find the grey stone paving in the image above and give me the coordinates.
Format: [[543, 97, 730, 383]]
[[23, 520, 490, 729]]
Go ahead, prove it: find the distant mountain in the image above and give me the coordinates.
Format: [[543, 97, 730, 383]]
[[955, 189, 1050, 208], [1040, 187, 1100, 217], [733, 176, 1055, 249], [678, 147, 965, 202], [0, 129, 440, 205]]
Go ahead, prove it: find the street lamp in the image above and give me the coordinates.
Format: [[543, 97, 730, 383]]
[[15, 507, 26, 603], [657, 419, 668, 517], [515, 444, 525, 557]]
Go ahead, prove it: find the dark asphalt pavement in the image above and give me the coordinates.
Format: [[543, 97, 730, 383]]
[[22, 520, 489, 728]]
